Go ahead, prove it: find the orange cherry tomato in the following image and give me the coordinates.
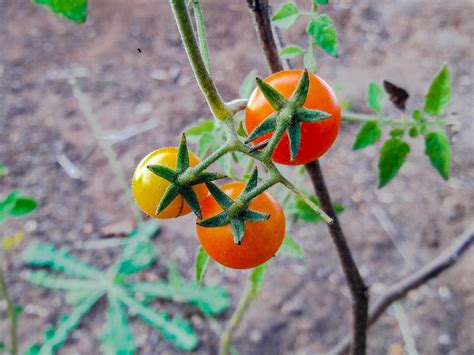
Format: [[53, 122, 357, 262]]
[[196, 182, 285, 269], [245, 69, 341, 165], [132, 147, 207, 219]]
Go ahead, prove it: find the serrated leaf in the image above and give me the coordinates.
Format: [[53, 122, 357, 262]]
[[378, 138, 410, 188], [307, 15, 338, 58], [33, 0, 87, 23], [23, 242, 102, 279], [27, 270, 101, 291], [352, 121, 382, 150], [279, 234, 304, 259], [37, 293, 102, 354], [424, 131, 451, 180], [128, 280, 230, 316], [101, 295, 136, 355], [280, 46, 303, 59], [367, 82, 384, 113], [424, 66, 451, 116], [118, 291, 199, 351], [195, 246, 210, 286], [185, 120, 214, 137], [271, 2, 299, 28], [118, 220, 160, 275], [240, 69, 258, 99]]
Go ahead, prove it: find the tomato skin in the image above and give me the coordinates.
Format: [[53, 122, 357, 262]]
[[196, 182, 285, 269], [132, 147, 207, 219], [245, 70, 341, 165]]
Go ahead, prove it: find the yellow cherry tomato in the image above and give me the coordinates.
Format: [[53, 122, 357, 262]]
[[132, 147, 207, 219]]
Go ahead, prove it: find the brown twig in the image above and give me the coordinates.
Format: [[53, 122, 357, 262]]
[[247, 2, 369, 353], [330, 226, 474, 354]]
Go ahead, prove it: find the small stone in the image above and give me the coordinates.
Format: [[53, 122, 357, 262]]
[[150, 69, 168, 80], [24, 220, 38, 232], [249, 329, 262, 343], [438, 333, 452, 346]]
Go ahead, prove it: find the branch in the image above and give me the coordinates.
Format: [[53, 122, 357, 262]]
[[330, 226, 474, 354], [248, 2, 369, 354], [169, 0, 230, 120]]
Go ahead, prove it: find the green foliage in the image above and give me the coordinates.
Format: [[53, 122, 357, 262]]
[[424, 131, 451, 180], [352, 121, 382, 150], [378, 138, 410, 188], [271, 2, 300, 28], [367, 83, 384, 113], [307, 15, 338, 58], [195, 246, 210, 286], [279, 234, 304, 259], [424, 66, 451, 116], [249, 264, 267, 298], [303, 45, 317, 72], [0, 164, 7, 177], [280, 46, 304, 59], [314, 0, 329, 4], [239, 69, 258, 99], [290, 195, 343, 223], [23, 221, 230, 353], [0, 189, 38, 224], [33, 0, 87, 23]]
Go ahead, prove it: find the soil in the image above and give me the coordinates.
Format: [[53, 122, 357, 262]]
[[1, 0, 473, 354]]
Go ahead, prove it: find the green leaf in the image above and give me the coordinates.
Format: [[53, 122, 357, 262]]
[[303, 46, 317, 72], [8, 196, 37, 217], [315, 0, 329, 4], [352, 121, 382, 150], [389, 128, 405, 138], [197, 132, 215, 157], [118, 220, 160, 275], [0, 164, 7, 176], [195, 246, 210, 286], [412, 109, 423, 122], [307, 15, 338, 58], [279, 235, 304, 259], [33, 0, 87, 23], [37, 293, 102, 354], [101, 295, 136, 355], [378, 138, 410, 188], [240, 69, 258, 99], [237, 121, 248, 138], [0, 341, 5, 350], [367, 83, 384, 113], [185, 120, 214, 138], [280, 46, 303, 59], [424, 66, 451, 116], [23, 242, 103, 279], [271, 2, 299, 28], [290, 195, 343, 223], [424, 131, 451, 180], [249, 264, 267, 298], [27, 270, 100, 291], [128, 281, 230, 316], [118, 292, 199, 351], [408, 127, 419, 138]]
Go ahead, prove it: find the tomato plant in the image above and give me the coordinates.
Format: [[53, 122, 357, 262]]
[[245, 69, 341, 165], [197, 181, 285, 269]]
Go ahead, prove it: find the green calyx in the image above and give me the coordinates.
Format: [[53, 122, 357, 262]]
[[197, 168, 270, 245], [245, 69, 332, 161], [147, 133, 226, 219]]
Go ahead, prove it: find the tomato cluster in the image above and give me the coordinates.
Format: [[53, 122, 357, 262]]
[[132, 70, 340, 269]]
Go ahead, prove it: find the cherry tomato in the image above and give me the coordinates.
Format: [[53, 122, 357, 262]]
[[132, 147, 207, 219], [196, 182, 285, 269], [245, 69, 341, 165]]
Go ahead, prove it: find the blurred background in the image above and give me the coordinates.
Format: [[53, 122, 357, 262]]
[[1, 0, 473, 354]]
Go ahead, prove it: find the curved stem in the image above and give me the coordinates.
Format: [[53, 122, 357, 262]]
[[0, 264, 18, 355], [343, 111, 449, 127], [191, 0, 212, 75], [169, 0, 230, 121]]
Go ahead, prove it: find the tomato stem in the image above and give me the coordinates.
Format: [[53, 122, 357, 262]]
[[0, 262, 18, 355]]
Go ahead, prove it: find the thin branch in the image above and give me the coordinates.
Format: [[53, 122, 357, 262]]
[[330, 226, 474, 354], [169, 0, 230, 121], [0, 263, 18, 355], [190, 0, 212, 75], [247, 2, 369, 353]]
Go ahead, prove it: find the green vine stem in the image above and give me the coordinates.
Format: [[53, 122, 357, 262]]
[[170, 0, 230, 121], [190, 0, 212, 75], [342, 111, 449, 128], [0, 263, 18, 355], [69, 78, 143, 223]]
